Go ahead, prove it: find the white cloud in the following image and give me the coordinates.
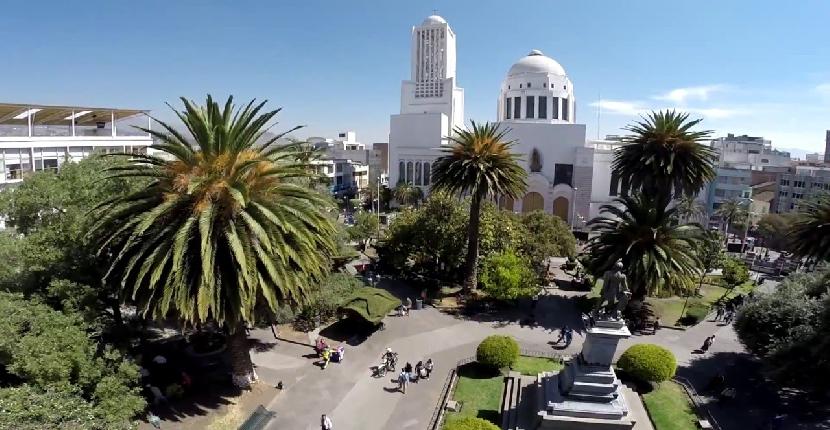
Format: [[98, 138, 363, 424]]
[[590, 100, 647, 116], [654, 85, 727, 104]]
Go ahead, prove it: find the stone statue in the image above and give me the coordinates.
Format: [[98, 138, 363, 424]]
[[594, 259, 631, 320]]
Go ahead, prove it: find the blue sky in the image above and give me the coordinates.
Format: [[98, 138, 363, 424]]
[[2, 1, 830, 152]]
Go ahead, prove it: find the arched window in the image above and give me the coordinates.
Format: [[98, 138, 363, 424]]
[[406, 161, 413, 183], [414, 161, 422, 185], [423, 162, 431, 185], [398, 161, 405, 184]]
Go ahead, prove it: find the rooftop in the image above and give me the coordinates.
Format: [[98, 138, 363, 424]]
[[0, 102, 147, 126]]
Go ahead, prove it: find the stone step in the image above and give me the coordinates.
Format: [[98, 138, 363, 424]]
[[565, 391, 619, 403], [571, 380, 619, 395]]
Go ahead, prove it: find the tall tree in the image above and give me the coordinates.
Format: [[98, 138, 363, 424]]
[[431, 121, 527, 291], [715, 197, 748, 239], [393, 181, 424, 207], [585, 194, 703, 299], [674, 195, 706, 224], [92, 96, 336, 387], [613, 110, 717, 206], [789, 195, 830, 261]]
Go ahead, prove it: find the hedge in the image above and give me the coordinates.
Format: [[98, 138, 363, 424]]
[[616, 344, 676, 383], [444, 416, 501, 430], [476, 335, 519, 370]]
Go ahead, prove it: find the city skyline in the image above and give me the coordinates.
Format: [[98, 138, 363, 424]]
[[2, 1, 829, 151]]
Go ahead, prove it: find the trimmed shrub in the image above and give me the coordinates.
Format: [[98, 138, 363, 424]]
[[444, 416, 501, 430], [680, 302, 710, 326], [476, 335, 519, 370], [617, 344, 676, 383]]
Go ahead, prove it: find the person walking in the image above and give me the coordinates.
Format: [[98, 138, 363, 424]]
[[425, 358, 434, 379], [405, 297, 413, 312], [715, 305, 724, 321], [564, 326, 574, 347], [414, 361, 424, 383], [404, 362, 413, 380], [398, 370, 409, 394], [321, 414, 333, 430], [701, 335, 715, 353]]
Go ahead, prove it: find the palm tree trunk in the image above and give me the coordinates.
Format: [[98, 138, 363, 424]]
[[227, 321, 257, 388], [464, 192, 484, 291]]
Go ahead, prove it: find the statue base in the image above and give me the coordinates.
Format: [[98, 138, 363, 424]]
[[533, 318, 635, 429]]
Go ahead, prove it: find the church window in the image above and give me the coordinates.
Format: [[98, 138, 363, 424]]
[[406, 161, 413, 183], [423, 162, 431, 185], [562, 98, 569, 121], [552, 97, 560, 119], [414, 161, 422, 185], [513, 97, 521, 119], [543, 83, 546, 88], [554, 164, 573, 186], [526, 96, 534, 119], [506, 97, 512, 119], [530, 149, 543, 172], [519, 84, 522, 89], [399, 161, 405, 183], [527, 82, 531, 88], [538, 96, 547, 119]]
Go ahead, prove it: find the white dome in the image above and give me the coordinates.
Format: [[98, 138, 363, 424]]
[[422, 15, 447, 25], [507, 50, 566, 77]]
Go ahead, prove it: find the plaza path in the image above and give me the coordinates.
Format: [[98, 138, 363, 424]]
[[250, 278, 795, 430]]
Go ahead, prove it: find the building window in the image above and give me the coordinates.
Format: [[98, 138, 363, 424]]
[[538, 96, 547, 119], [423, 162, 431, 185], [506, 97, 512, 120], [526, 96, 535, 119], [761, 158, 769, 163], [562, 98, 569, 121], [715, 189, 726, 197], [780, 191, 789, 197], [780, 179, 789, 186], [398, 161, 405, 182], [609, 171, 619, 196], [513, 97, 521, 119], [552, 97, 560, 119], [794, 180, 806, 188], [519, 84, 522, 89], [508, 85, 511, 89], [406, 161, 413, 183], [542, 83, 546, 88], [527, 82, 531, 88], [414, 161, 422, 185], [336, 176, 343, 185], [554, 164, 573, 186]]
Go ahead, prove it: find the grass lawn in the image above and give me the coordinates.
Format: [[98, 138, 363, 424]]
[[649, 279, 756, 326], [444, 356, 564, 427], [642, 382, 698, 430], [511, 356, 563, 376]]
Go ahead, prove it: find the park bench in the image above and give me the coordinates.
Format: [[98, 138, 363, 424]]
[[238, 405, 276, 430]]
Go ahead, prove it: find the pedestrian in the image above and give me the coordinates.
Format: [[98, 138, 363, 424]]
[[405, 297, 413, 312], [398, 370, 409, 394], [555, 325, 569, 344], [404, 362, 413, 379], [652, 318, 660, 334], [564, 327, 573, 347], [425, 358, 434, 379], [321, 414, 333, 430], [715, 305, 724, 321], [701, 335, 715, 353], [724, 309, 735, 324], [414, 361, 424, 383], [321, 348, 331, 369]]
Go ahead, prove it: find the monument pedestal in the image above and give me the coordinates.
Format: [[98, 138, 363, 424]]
[[534, 319, 635, 430]]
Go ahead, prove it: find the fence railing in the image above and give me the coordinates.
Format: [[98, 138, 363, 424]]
[[673, 376, 723, 430]]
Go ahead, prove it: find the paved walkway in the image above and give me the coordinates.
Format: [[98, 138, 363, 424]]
[[250, 277, 799, 430]]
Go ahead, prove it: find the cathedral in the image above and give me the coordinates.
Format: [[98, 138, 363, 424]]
[[387, 15, 619, 226]]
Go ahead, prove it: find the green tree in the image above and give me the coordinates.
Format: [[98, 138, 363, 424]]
[[720, 256, 749, 289], [0, 156, 146, 329], [674, 195, 705, 223], [517, 211, 576, 279], [92, 96, 336, 387], [585, 194, 703, 299], [789, 195, 830, 261], [756, 213, 793, 251], [480, 251, 537, 300], [715, 198, 748, 239], [431, 121, 527, 291], [392, 181, 423, 207], [0, 293, 145, 429], [734, 271, 830, 393], [348, 210, 379, 250], [613, 110, 716, 204]]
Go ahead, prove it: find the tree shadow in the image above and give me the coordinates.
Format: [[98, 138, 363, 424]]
[[677, 351, 830, 429], [319, 318, 380, 346], [450, 294, 588, 337], [247, 337, 277, 353]]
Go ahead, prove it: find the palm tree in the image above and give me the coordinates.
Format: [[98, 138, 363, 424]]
[[393, 181, 423, 207], [789, 196, 830, 261], [675, 195, 705, 224], [585, 194, 703, 299], [92, 96, 336, 387], [715, 198, 748, 239], [431, 121, 527, 291], [613, 110, 717, 206]]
